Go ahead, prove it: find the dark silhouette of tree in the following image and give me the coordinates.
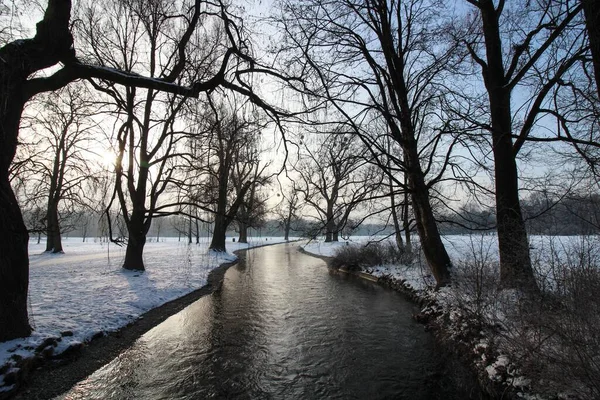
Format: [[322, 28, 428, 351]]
[[295, 131, 381, 243], [185, 99, 267, 252], [80, 0, 204, 271], [583, 0, 600, 98], [17, 85, 100, 253], [0, 0, 293, 341], [460, 0, 583, 291], [278, 0, 457, 285], [274, 187, 301, 241], [234, 166, 269, 244]]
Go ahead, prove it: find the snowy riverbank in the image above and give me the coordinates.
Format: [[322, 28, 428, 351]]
[[0, 236, 293, 394], [302, 235, 600, 399]]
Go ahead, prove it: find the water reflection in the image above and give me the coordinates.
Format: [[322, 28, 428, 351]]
[[59, 243, 479, 399]]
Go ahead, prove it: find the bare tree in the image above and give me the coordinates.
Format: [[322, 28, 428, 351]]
[[0, 0, 293, 341], [234, 165, 270, 244], [458, 0, 583, 291], [16, 84, 100, 253], [274, 186, 302, 241], [185, 98, 267, 252], [277, 0, 458, 286], [295, 131, 381, 242], [79, 0, 205, 270]]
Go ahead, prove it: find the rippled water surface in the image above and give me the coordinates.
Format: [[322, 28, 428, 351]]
[[60, 243, 479, 399]]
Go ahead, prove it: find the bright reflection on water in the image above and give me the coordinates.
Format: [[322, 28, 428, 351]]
[[59, 243, 480, 399]]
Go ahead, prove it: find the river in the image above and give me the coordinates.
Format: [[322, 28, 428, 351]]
[[58, 243, 481, 399]]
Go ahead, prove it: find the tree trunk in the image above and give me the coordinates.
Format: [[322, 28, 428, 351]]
[[489, 91, 537, 289], [583, 0, 600, 98], [284, 220, 291, 241], [389, 182, 404, 251], [494, 146, 536, 290], [238, 222, 248, 243], [122, 214, 146, 271], [479, 1, 538, 291], [209, 214, 228, 252], [325, 203, 336, 242], [377, 13, 451, 286], [188, 215, 192, 244], [0, 176, 31, 341], [0, 88, 32, 341], [390, 121, 450, 285], [195, 219, 199, 244], [45, 199, 63, 253], [402, 181, 412, 253], [404, 143, 452, 286]]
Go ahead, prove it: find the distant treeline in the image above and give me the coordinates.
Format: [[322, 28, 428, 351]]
[[22, 193, 600, 242], [439, 194, 600, 235]]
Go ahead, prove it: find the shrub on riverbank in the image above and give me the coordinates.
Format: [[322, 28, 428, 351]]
[[330, 242, 413, 271], [446, 235, 600, 399]]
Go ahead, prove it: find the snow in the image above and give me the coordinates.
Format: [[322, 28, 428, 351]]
[[486, 354, 510, 381], [0, 236, 294, 383], [302, 240, 348, 257], [302, 234, 598, 288]]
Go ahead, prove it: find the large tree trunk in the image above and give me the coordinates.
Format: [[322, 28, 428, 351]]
[[388, 88, 451, 285], [404, 142, 452, 287], [209, 214, 228, 252], [238, 221, 248, 243], [489, 90, 537, 290], [583, 0, 600, 98], [0, 176, 31, 342], [389, 182, 405, 251], [123, 213, 146, 271], [376, 9, 451, 286], [402, 179, 412, 253], [324, 203, 337, 242], [494, 139, 536, 290], [45, 199, 63, 253], [284, 220, 291, 241], [480, 1, 538, 291], [0, 87, 32, 341]]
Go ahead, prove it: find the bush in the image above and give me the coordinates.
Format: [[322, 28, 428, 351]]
[[450, 235, 600, 399], [512, 236, 600, 399], [330, 242, 413, 271]]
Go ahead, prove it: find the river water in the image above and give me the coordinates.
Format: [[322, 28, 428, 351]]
[[58, 243, 481, 399]]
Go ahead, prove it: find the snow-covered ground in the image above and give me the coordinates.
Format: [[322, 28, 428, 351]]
[[0, 236, 293, 390], [303, 234, 596, 287]]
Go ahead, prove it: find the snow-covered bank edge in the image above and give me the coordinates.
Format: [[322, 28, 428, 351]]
[[300, 242, 528, 400], [0, 239, 295, 399]]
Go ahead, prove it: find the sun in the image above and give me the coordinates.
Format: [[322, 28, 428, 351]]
[[98, 147, 118, 169]]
